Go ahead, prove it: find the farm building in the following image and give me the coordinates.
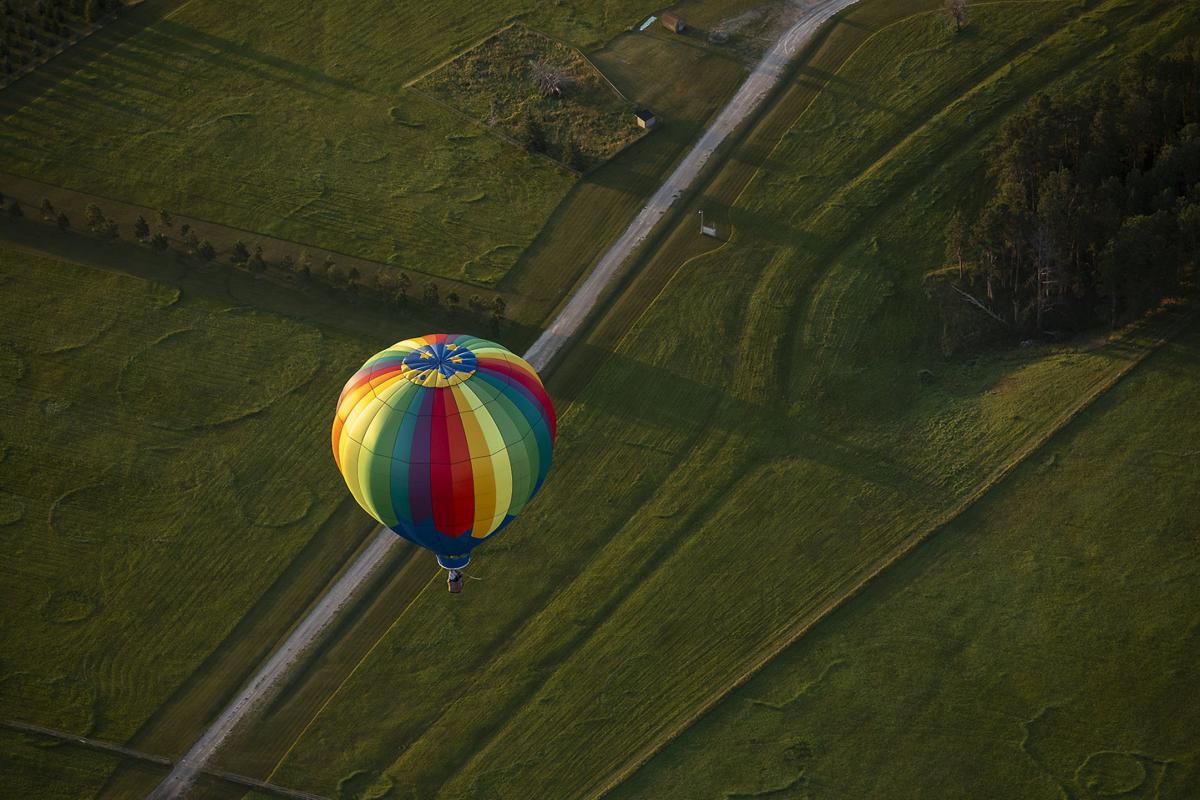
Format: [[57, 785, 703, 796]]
[[635, 110, 658, 129], [660, 12, 685, 33]]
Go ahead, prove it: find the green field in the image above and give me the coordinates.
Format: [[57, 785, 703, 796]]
[[260, 1, 1199, 797], [0, 240, 413, 753], [614, 320, 1200, 799], [0, 0, 675, 286], [2, 0, 1197, 797]]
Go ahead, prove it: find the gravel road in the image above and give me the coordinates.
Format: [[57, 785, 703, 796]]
[[147, 3, 858, 795]]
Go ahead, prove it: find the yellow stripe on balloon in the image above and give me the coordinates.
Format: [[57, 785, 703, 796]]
[[337, 381, 376, 421], [342, 392, 387, 448], [454, 380, 512, 537]]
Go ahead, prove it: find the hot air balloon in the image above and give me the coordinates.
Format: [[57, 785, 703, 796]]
[[332, 334, 556, 592]]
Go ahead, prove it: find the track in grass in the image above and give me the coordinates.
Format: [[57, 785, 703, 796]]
[[612, 316, 1200, 799], [259, 2, 1199, 797]]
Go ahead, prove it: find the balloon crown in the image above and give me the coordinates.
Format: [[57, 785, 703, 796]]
[[400, 341, 478, 388]]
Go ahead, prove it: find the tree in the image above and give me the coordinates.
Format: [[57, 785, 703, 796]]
[[83, 0, 98, 23], [8, 200, 22, 218], [393, 270, 411, 305], [40, 197, 54, 218], [179, 222, 189, 238], [184, 231, 199, 254], [231, 240, 250, 265], [197, 239, 215, 261], [133, 215, 150, 240], [85, 203, 104, 230], [491, 296, 507, 334], [158, 209, 172, 227], [562, 138, 583, 172], [56, 211, 69, 230], [446, 291, 460, 313], [522, 112, 546, 153], [531, 61, 565, 97], [247, 245, 265, 272], [945, 0, 967, 33], [423, 281, 440, 307], [150, 232, 169, 251], [100, 219, 118, 240]]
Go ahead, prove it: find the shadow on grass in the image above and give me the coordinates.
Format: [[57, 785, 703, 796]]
[[0, 217, 544, 354]]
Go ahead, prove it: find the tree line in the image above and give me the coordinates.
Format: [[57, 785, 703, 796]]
[[1, 0, 118, 77], [943, 39, 1200, 340], [0, 192, 512, 333]]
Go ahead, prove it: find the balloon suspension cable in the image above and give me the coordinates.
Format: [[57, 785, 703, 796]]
[[445, 568, 482, 581]]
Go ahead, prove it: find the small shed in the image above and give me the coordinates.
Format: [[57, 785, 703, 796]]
[[635, 110, 658, 130], [660, 12, 685, 33]]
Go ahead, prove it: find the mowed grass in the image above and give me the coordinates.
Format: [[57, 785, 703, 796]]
[[0, 0, 669, 286], [265, 1, 1198, 798], [0, 244, 400, 759], [614, 320, 1200, 800]]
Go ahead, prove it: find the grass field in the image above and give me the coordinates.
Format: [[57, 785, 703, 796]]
[[498, 22, 749, 321], [260, 1, 1199, 797], [0, 239, 428, 768], [613, 320, 1200, 799], [0, 0, 679, 286]]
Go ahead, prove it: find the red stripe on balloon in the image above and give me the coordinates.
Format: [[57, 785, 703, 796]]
[[429, 390, 459, 535], [443, 393, 474, 536]]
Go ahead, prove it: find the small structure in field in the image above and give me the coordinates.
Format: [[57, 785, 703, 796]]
[[635, 110, 658, 130], [660, 12, 686, 33], [699, 210, 717, 238]]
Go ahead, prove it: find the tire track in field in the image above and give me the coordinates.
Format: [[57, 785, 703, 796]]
[[587, 311, 1193, 800], [581, 3, 1187, 795], [143, 4, 862, 797], [375, 2, 1102, 791]]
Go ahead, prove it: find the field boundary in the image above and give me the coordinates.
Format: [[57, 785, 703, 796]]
[[0, 171, 521, 302], [1, 720, 329, 800], [586, 309, 1196, 799]]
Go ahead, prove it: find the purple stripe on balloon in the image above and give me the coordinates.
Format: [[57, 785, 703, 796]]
[[407, 390, 435, 524]]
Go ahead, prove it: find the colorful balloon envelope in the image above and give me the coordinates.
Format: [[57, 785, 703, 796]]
[[332, 334, 556, 570]]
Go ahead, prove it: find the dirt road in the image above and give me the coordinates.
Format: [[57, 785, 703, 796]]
[[145, 531, 399, 800], [146, 2, 858, 795], [524, 0, 859, 371]]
